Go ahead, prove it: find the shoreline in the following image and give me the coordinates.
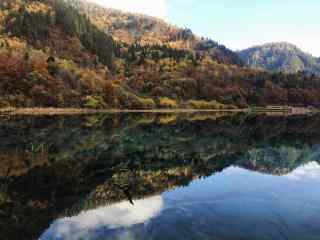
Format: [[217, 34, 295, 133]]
[[0, 107, 247, 116], [0, 107, 317, 116]]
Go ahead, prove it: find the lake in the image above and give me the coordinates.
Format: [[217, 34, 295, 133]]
[[1, 112, 320, 240]]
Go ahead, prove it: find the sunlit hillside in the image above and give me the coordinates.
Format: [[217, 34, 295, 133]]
[[0, 0, 320, 109]]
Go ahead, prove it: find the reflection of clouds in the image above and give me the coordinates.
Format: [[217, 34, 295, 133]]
[[40, 196, 163, 240], [286, 162, 320, 180]]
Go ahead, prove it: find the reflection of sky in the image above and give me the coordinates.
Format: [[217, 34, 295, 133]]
[[40, 196, 163, 240], [40, 162, 320, 240], [285, 162, 320, 181]]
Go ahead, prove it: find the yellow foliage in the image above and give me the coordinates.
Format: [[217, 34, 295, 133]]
[[186, 113, 227, 122], [158, 97, 178, 109], [0, 35, 27, 49], [158, 115, 177, 124], [25, 2, 51, 14]]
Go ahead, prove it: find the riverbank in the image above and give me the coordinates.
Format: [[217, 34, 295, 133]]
[[0, 106, 317, 116], [0, 107, 247, 116]]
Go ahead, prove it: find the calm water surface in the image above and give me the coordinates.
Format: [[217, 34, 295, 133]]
[[1, 113, 320, 240]]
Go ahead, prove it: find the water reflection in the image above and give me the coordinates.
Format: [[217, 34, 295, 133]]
[[40, 196, 163, 240], [1, 113, 320, 239], [41, 163, 320, 240], [286, 161, 320, 181]]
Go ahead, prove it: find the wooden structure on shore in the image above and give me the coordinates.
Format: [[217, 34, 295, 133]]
[[250, 106, 315, 115], [251, 106, 292, 113]]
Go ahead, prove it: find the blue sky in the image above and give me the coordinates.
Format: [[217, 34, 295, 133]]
[[89, 0, 320, 56]]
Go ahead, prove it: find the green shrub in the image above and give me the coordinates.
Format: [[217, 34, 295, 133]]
[[83, 95, 107, 109], [135, 97, 156, 109], [113, 85, 156, 109]]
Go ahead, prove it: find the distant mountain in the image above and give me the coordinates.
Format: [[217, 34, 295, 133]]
[[239, 42, 320, 75]]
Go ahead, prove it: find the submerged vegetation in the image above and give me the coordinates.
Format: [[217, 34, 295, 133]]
[[1, 0, 320, 109]]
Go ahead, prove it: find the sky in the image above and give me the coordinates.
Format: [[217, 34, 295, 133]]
[[87, 0, 320, 56]]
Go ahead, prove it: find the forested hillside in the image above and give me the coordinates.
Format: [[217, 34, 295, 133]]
[[69, 0, 243, 66], [239, 42, 320, 75], [1, 0, 320, 109]]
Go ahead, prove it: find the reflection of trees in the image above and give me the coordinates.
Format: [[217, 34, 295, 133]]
[[1, 113, 320, 239]]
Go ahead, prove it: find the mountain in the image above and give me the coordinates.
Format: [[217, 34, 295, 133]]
[[69, 0, 243, 66], [239, 42, 320, 74], [1, 0, 320, 109]]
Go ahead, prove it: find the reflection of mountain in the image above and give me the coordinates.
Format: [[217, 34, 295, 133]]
[[2, 113, 320, 178], [1, 113, 320, 239], [41, 163, 320, 240], [235, 145, 320, 175]]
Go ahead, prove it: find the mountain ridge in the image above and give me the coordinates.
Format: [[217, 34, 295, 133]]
[[239, 42, 320, 75], [68, 0, 244, 66]]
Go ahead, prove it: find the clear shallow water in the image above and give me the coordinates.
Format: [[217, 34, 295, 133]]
[[1, 113, 320, 240]]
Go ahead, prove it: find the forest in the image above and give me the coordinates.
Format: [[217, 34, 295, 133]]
[[1, 0, 320, 109]]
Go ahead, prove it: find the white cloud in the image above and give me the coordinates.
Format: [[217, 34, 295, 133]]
[[86, 0, 168, 19], [39, 196, 163, 240], [285, 162, 320, 181]]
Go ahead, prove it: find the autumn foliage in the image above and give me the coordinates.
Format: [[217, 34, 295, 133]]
[[0, 0, 320, 109]]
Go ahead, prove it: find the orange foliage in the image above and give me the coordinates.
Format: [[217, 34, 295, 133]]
[[0, 52, 27, 80]]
